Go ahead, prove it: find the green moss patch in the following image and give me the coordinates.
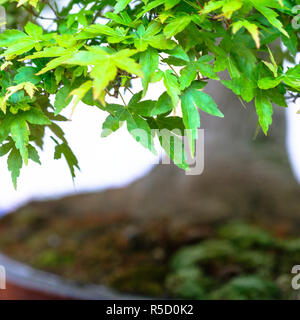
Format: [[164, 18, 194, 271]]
[[0, 206, 300, 299]]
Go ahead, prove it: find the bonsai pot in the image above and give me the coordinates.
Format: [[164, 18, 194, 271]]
[[0, 252, 142, 300]]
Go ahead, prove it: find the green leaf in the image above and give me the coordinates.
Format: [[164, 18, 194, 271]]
[[181, 88, 201, 156], [163, 70, 181, 107], [222, 77, 255, 103], [222, 79, 242, 95], [128, 91, 174, 117], [184, 86, 224, 117], [23, 108, 51, 125], [140, 47, 159, 96], [232, 20, 260, 48], [114, 0, 131, 13], [151, 70, 164, 83], [196, 60, 219, 80], [69, 81, 93, 111], [157, 128, 189, 170], [43, 73, 58, 94], [7, 147, 23, 189], [153, 92, 173, 116], [250, 1, 289, 37], [65, 47, 142, 101], [101, 114, 123, 137], [54, 141, 80, 179], [128, 99, 157, 117], [134, 22, 176, 51], [222, 0, 243, 19], [104, 12, 135, 27], [136, 0, 165, 19], [167, 45, 190, 62], [283, 65, 300, 91], [282, 28, 298, 56], [113, 49, 143, 77], [90, 62, 117, 102], [28, 144, 41, 164], [179, 56, 218, 90], [128, 91, 143, 106], [3, 38, 36, 59], [126, 113, 156, 154], [0, 117, 12, 144], [54, 85, 72, 115], [165, 0, 181, 10], [258, 77, 282, 89], [156, 116, 185, 135], [240, 78, 255, 103], [266, 88, 287, 108], [179, 63, 198, 90], [82, 24, 131, 43], [181, 84, 223, 155], [24, 22, 43, 39], [15, 67, 41, 85], [164, 15, 192, 38], [255, 90, 273, 135], [0, 30, 27, 47], [0, 143, 12, 156], [10, 118, 29, 164], [201, 0, 225, 14]]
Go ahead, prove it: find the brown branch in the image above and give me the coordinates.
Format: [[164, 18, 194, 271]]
[[23, 5, 57, 21], [196, 0, 203, 9]]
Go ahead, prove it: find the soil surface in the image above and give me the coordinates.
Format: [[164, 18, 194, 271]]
[[0, 200, 299, 300], [0, 203, 214, 297]]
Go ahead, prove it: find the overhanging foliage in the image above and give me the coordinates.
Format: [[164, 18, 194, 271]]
[[0, 0, 299, 187]]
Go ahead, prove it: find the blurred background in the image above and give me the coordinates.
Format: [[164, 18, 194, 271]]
[[0, 1, 300, 300]]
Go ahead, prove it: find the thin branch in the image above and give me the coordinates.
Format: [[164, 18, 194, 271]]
[[196, 0, 203, 9], [119, 91, 127, 106], [159, 54, 179, 77], [125, 86, 134, 95], [105, 89, 114, 97], [92, 11, 102, 24], [46, 0, 59, 18], [23, 5, 57, 21]]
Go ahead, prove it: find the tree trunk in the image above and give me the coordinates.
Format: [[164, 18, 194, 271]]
[[124, 81, 300, 226], [33, 81, 300, 231]]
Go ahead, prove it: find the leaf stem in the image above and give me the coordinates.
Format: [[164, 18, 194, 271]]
[[119, 91, 127, 106], [125, 87, 134, 95], [47, 1, 59, 18], [159, 54, 179, 77]]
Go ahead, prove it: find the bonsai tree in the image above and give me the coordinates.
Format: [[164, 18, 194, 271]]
[[0, 0, 299, 188]]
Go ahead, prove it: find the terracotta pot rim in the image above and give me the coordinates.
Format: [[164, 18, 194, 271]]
[[0, 252, 145, 300]]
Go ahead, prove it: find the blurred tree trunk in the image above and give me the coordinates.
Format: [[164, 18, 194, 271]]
[[55, 80, 300, 230], [125, 81, 300, 226]]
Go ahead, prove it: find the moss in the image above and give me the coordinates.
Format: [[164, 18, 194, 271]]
[[210, 276, 282, 300], [235, 250, 274, 276], [33, 249, 75, 269], [0, 210, 300, 300], [167, 222, 300, 299], [217, 221, 275, 249], [106, 264, 168, 297], [165, 267, 210, 299], [171, 240, 235, 270]]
